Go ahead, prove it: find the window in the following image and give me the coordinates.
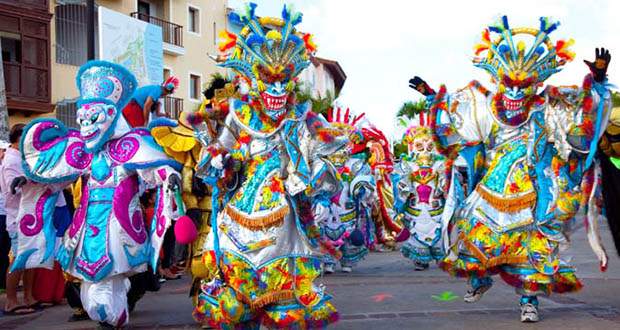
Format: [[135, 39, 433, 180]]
[[55, 4, 90, 66], [189, 74, 201, 100], [0, 12, 50, 102], [188, 6, 199, 34], [56, 100, 78, 129], [163, 68, 171, 81], [137, 1, 151, 16]]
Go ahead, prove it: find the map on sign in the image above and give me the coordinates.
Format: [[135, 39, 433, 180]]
[[98, 6, 163, 86]]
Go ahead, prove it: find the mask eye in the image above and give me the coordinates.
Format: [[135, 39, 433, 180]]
[[96, 111, 106, 123]]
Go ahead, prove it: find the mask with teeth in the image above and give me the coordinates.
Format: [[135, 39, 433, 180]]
[[492, 73, 539, 126], [473, 16, 575, 127], [74, 61, 137, 153], [252, 64, 294, 122], [77, 102, 119, 153], [216, 3, 316, 124]]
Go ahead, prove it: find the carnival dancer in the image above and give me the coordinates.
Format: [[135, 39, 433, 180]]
[[11, 60, 184, 328], [364, 126, 405, 252], [190, 4, 342, 329], [394, 113, 456, 270], [150, 74, 237, 307], [410, 16, 612, 322], [317, 108, 378, 274]]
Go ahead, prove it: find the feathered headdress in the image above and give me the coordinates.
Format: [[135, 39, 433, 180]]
[[217, 3, 316, 84], [401, 113, 432, 149], [473, 15, 574, 84]]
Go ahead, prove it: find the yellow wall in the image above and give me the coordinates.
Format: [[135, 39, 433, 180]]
[[9, 0, 226, 126]]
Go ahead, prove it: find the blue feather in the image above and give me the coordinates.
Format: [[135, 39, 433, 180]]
[[246, 34, 265, 47], [291, 12, 303, 26], [489, 26, 502, 33], [228, 12, 242, 25], [282, 4, 289, 20], [501, 15, 510, 29], [248, 2, 257, 19]]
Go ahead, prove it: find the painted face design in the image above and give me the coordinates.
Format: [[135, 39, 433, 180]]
[[409, 135, 436, 168], [255, 64, 294, 121], [495, 74, 538, 125], [76, 102, 116, 152]]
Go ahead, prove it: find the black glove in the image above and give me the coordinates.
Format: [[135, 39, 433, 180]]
[[168, 174, 182, 192], [584, 47, 611, 83], [408, 76, 436, 96], [10, 176, 27, 195], [191, 175, 208, 198]]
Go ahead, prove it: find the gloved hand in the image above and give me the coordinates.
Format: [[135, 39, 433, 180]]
[[10, 176, 27, 195], [408, 76, 436, 96], [168, 174, 182, 192], [584, 47, 611, 83]]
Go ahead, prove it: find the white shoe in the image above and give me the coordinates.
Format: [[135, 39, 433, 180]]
[[341, 266, 352, 273], [414, 261, 429, 271], [520, 303, 539, 323], [463, 284, 492, 303], [324, 264, 334, 274]]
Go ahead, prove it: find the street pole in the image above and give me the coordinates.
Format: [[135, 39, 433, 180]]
[[87, 0, 95, 60]]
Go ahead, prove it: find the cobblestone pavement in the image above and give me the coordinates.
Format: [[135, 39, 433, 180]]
[[1, 227, 619, 329]]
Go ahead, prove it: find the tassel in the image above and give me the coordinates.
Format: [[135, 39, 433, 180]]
[[225, 205, 289, 230], [475, 186, 536, 213]]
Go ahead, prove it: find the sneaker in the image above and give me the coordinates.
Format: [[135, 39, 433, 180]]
[[520, 303, 539, 323], [414, 261, 429, 271], [463, 283, 492, 303], [341, 266, 352, 273], [324, 264, 334, 274]]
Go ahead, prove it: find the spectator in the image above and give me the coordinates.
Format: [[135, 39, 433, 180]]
[[0, 124, 37, 315], [0, 140, 10, 293]]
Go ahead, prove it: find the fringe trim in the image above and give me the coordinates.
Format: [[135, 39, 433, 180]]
[[237, 289, 296, 309], [225, 205, 289, 230], [459, 233, 528, 268], [475, 186, 536, 213]]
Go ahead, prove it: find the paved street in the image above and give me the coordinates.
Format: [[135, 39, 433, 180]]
[[1, 226, 620, 329]]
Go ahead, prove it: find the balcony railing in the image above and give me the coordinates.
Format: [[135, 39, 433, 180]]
[[130, 12, 183, 47], [163, 96, 183, 119]]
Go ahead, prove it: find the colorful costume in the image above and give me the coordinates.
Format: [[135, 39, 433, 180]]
[[150, 75, 236, 306], [599, 106, 620, 254], [316, 108, 377, 273], [413, 16, 612, 322], [191, 4, 340, 329], [13, 61, 182, 327], [364, 126, 404, 252], [394, 114, 456, 270]]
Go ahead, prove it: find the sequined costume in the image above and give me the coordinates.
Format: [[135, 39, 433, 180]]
[[415, 16, 612, 322], [190, 4, 341, 329], [394, 113, 456, 269], [12, 61, 182, 327], [150, 75, 237, 307], [315, 108, 378, 273]]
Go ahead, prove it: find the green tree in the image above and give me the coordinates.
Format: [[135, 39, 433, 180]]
[[612, 91, 620, 108], [397, 99, 426, 119], [393, 141, 408, 159], [295, 83, 334, 116]]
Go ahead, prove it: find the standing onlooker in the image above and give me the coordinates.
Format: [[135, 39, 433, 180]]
[[0, 140, 10, 293], [0, 124, 37, 315]]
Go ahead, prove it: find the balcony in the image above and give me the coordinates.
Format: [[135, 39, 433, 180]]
[[163, 96, 183, 119], [130, 12, 184, 56]]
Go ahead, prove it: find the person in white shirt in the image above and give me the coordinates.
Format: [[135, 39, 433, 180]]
[[0, 125, 36, 315]]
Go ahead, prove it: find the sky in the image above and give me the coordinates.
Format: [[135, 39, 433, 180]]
[[227, 0, 620, 139]]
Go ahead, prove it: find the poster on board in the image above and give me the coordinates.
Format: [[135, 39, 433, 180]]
[[98, 6, 163, 86]]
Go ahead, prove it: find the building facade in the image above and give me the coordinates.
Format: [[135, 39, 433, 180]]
[[298, 56, 346, 99], [2, 0, 227, 127]]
